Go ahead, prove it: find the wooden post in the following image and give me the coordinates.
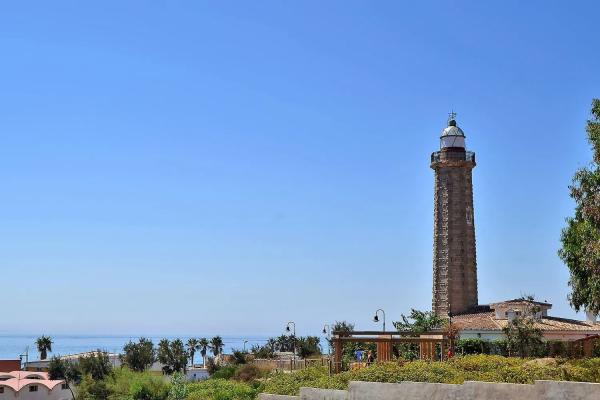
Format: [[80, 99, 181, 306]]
[[333, 336, 342, 373]]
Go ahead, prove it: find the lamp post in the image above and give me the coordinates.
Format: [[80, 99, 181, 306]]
[[373, 309, 386, 332], [322, 324, 331, 355], [286, 321, 296, 361], [243, 340, 249, 352]]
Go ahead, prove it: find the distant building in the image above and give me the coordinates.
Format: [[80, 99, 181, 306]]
[[0, 361, 21, 373], [185, 367, 209, 382], [0, 371, 71, 400], [25, 352, 122, 372], [452, 299, 600, 341]]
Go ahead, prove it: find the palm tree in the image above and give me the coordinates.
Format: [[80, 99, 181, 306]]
[[186, 338, 199, 367], [198, 338, 209, 368], [210, 336, 224, 359], [36, 336, 53, 360]]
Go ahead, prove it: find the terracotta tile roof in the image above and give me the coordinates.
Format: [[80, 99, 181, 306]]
[[452, 310, 600, 332]]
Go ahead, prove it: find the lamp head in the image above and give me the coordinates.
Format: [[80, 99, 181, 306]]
[[373, 315, 379, 323], [322, 328, 327, 334], [286, 326, 290, 332]]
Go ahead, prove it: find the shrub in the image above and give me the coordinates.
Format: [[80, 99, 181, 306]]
[[261, 355, 600, 395], [210, 365, 238, 380], [187, 379, 259, 400], [109, 368, 169, 400], [234, 364, 264, 382]]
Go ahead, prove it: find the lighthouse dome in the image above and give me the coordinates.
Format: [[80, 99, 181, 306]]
[[440, 119, 466, 149]]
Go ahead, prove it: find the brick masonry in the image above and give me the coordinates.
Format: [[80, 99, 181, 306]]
[[431, 148, 478, 316]]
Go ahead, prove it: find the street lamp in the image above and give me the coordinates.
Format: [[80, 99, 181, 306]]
[[286, 322, 296, 360], [373, 309, 386, 332], [322, 324, 331, 355], [243, 340, 249, 352]]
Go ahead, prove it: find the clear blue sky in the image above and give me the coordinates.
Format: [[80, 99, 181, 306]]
[[1, 1, 598, 336]]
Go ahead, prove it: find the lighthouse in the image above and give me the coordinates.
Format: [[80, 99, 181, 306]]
[[431, 113, 478, 316]]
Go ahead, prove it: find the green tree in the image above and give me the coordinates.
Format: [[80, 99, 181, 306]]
[[157, 339, 188, 374], [198, 338, 209, 368], [231, 349, 247, 365], [186, 338, 199, 367], [327, 321, 354, 354], [502, 315, 543, 358], [559, 99, 600, 315], [122, 337, 156, 372], [36, 335, 53, 360], [47, 356, 81, 399], [210, 336, 224, 358], [79, 350, 113, 381], [393, 309, 447, 335], [296, 336, 322, 358]]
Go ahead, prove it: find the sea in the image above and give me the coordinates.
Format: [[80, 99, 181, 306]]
[[0, 334, 270, 362]]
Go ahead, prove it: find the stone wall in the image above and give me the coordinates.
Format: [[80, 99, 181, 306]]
[[259, 380, 600, 400]]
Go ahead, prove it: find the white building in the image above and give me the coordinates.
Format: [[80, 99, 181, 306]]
[[453, 298, 600, 341], [0, 371, 71, 400]]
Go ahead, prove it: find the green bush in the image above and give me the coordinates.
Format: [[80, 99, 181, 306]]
[[108, 368, 169, 400], [210, 365, 238, 380], [187, 379, 259, 400], [262, 355, 600, 395]]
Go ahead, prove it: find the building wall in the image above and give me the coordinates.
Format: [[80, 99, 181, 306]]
[[0, 361, 21, 373], [0, 384, 72, 400], [432, 150, 478, 316]]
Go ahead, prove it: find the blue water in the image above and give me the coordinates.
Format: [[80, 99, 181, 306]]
[[0, 335, 269, 362]]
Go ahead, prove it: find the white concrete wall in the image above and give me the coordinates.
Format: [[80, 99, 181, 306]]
[[260, 380, 600, 400], [0, 384, 72, 400], [300, 387, 347, 400]]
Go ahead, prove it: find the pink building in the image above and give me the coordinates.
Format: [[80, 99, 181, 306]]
[[0, 371, 71, 400]]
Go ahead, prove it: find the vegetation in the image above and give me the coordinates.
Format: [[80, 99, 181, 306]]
[[559, 98, 600, 315], [210, 336, 225, 358], [393, 309, 447, 335], [48, 356, 82, 383], [122, 338, 156, 372], [186, 338, 199, 367], [77, 367, 169, 400], [263, 355, 600, 395], [36, 335, 53, 360], [198, 338, 209, 368], [232, 349, 248, 365], [79, 350, 113, 381], [250, 335, 322, 359], [168, 373, 188, 400], [158, 339, 189, 374], [502, 316, 543, 358], [187, 379, 260, 400]]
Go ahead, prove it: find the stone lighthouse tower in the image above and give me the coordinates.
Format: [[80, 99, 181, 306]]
[[431, 113, 478, 316]]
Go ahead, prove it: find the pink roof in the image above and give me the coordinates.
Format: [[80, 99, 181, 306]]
[[0, 371, 64, 392]]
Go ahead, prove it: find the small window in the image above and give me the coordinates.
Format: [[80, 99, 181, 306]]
[[30, 385, 39, 392], [62, 383, 69, 390], [0, 387, 5, 393]]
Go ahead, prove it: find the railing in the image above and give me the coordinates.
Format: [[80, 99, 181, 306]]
[[431, 151, 475, 164]]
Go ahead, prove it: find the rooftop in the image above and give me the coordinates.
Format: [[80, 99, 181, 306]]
[[452, 307, 600, 332], [0, 371, 65, 392]]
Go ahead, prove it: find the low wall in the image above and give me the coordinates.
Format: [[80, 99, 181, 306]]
[[258, 380, 600, 400]]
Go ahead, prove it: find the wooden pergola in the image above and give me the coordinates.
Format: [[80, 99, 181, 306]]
[[331, 330, 449, 373]]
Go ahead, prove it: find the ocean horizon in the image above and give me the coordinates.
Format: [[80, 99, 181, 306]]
[[0, 334, 271, 362]]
